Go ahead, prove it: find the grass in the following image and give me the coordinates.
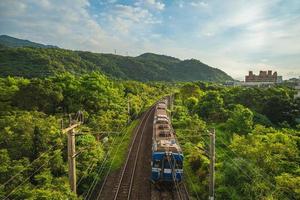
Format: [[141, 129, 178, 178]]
[[108, 119, 140, 171]]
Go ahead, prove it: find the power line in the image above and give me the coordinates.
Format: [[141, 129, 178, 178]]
[[167, 155, 182, 200], [183, 169, 200, 200], [217, 140, 277, 189], [3, 151, 59, 200], [76, 161, 96, 187], [84, 125, 129, 199], [216, 140, 289, 198], [95, 109, 150, 199], [0, 144, 58, 188], [84, 128, 125, 198], [86, 105, 148, 199]]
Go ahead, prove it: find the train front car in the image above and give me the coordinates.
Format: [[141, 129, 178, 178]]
[[151, 99, 184, 186], [151, 140, 183, 183]]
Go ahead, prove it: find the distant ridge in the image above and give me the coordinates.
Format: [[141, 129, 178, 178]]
[[0, 35, 58, 48], [0, 35, 233, 82]]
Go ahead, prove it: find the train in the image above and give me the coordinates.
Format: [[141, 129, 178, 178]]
[[151, 98, 184, 185]]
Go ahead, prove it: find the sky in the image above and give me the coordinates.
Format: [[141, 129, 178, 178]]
[[0, 0, 300, 80]]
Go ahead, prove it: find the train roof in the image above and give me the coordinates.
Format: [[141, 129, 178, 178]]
[[155, 108, 168, 116], [154, 139, 182, 153], [157, 103, 167, 109]]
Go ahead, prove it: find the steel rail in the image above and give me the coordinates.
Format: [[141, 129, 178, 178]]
[[113, 106, 154, 200], [127, 108, 154, 200]]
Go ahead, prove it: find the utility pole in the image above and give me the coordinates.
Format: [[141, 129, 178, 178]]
[[170, 94, 173, 111], [167, 95, 171, 110], [68, 128, 76, 193], [209, 129, 215, 200], [62, 111, 84, 194], [127, 96, 130, 124]]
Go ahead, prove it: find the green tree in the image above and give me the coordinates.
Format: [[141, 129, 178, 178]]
[[185, 96, 198, 114], [32, 126, 47, 161], [197, 91, 226, 122], [13, 79, 63, 114], [226, 104, 253, 134], [180, 83, 204, 101]]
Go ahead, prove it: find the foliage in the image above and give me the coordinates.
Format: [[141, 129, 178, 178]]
[[225, 104, 253, 135], [197, 90, 227, 122], [0, 73, 171, 198], [0, 45, 232, 81], [172, 82, 300, 200]]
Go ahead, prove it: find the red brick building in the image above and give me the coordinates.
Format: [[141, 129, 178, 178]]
[[245, 70, 278, 82]]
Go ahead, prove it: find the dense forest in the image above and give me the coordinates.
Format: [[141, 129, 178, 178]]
[[0, 35, 232, 82], [0, 36, 299, 200], [0, 72, 172, 199], [1, 71, 299, 199], [172, 82, 300, 199]]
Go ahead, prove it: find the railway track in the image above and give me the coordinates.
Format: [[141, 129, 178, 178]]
[[113, 107, 153, 200], [96, 104, 190, 200], [151, 183, 190, 200], [97, 107, 154, 200]]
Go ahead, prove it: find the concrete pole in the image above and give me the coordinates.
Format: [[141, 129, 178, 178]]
[[168, 95, 171, 110], [68, 128, 76, 194], [127, 96, 130, 123], [209, 129, 215, 200], [170, 94, 174, 111]]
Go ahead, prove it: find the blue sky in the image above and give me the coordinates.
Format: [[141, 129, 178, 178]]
[[0, 0, 300, 80]]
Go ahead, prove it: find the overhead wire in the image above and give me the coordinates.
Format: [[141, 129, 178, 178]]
[[83, 125, 127, 199], [3, 150, 59, 200], [93, 127, 133, 199], [84, 121, 136, 199], [84, 105, 149, 199], [166, 155, 182, 200], [173, 150, 199, 200], [217, 139, 277, 188], [76, 126, 122, 188], [96, 107, 153, 200], [0, 144, 59, 188], [216, 140, 284, 198]]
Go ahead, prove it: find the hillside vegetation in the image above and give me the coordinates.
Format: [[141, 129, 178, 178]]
[[0, 72, 173, 199], [0, 35, 58, 49], [0, 36, 232, 82], [172, 82, 300, 199]]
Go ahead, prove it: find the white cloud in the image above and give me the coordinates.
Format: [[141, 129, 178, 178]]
[[100, 4, 161, 37], [0, 0, 117, 52], [193, 0, 300, 79], [135, 0, 165, 11], [0, 0, 299, 79], [190, 1, 208, 8], [0, 0, 27, 17]]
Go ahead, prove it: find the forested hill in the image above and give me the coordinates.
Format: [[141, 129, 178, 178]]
[[0, 37, 232, 82], [0, 35, 58, 48]]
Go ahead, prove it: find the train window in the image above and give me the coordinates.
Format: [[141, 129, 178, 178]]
[[153, 160, 161, 168], [158, 125, 165, 130], [175, 160, 183, 169], [163, 157, 174, 169], [164, 159, 170, 168], [159, 133, 165, 137]]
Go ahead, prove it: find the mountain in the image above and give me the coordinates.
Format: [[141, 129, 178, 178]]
[[0, 35, 58, 48], [0, 36, 232, 82]]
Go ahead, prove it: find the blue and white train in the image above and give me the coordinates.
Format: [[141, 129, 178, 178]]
[[151, 99, 183, 185]]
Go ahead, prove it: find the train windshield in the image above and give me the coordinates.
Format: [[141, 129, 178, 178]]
[[175, 160, 183, 169], [153, 160, 161, 168], [163, 156, 176, 169], [163, 158, 171, 168]]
